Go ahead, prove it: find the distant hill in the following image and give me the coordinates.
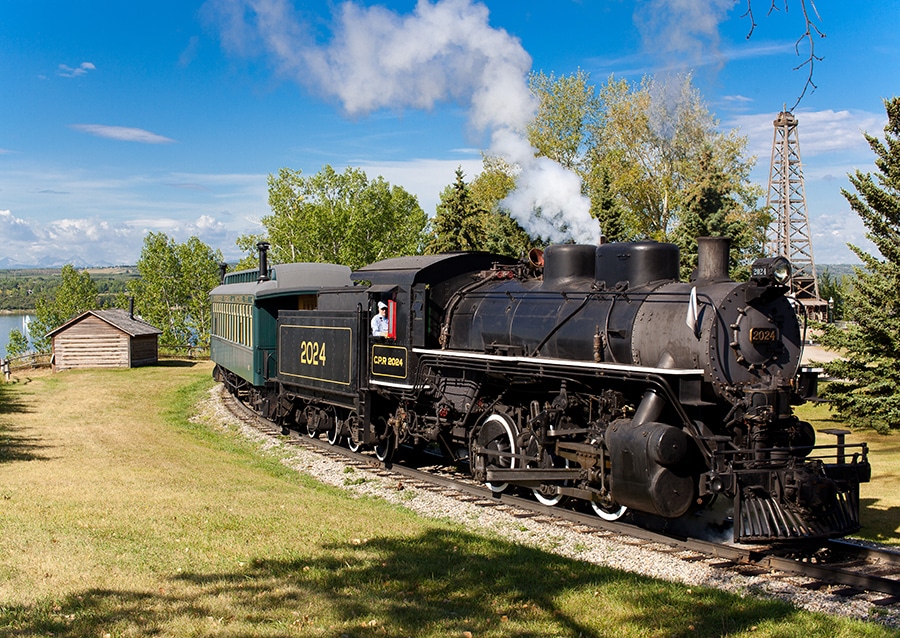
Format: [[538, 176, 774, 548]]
[[0, 257, 124, 270], [816, 264, 861, 278], [0, 267, 139, 311]]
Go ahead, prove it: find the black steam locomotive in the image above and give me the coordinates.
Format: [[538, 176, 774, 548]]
[[211, 238, 870, 543]]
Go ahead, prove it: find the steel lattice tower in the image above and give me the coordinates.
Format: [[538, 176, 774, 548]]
[[765, 110, 824, 314]]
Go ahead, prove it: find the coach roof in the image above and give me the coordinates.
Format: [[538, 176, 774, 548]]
[[211, 262, 353, 299]]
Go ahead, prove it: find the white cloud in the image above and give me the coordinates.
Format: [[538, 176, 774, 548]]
[[71, 124, 176, 144], [0, 209, 38, 242], [0, 212, 241, 266], [726, 108, 886, 159], [0, 164, 270, 265], [354, 156, 483, 215], [57, 62, 96, 78], [809, 211, 877, 265]]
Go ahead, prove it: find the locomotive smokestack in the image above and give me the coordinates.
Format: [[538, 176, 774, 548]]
[[696, 237, 730, 282], [218, 261, 228, 284], [257, 241, 270, 282]]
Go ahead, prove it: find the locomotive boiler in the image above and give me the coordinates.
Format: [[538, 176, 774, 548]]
[[211, 238, 870, 544]]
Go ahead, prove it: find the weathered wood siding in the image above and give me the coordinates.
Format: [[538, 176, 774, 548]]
[[52, 315, 158, 370], [130, 334, 159, 367]]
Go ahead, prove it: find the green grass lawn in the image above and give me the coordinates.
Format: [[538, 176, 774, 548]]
[[0, 363, 896, 637]]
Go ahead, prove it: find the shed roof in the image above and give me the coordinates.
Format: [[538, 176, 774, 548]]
[[47, 308, 162, 338]]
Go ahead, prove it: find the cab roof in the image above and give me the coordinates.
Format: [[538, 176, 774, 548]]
[[352, 252, 516, 286]]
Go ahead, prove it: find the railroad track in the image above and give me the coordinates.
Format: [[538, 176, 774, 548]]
[[219, 387, 900, 607]]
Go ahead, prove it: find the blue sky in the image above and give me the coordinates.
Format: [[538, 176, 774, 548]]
[[1, 1, 897, 267]]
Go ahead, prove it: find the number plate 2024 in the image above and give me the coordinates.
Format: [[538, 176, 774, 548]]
[[749, 327, 778, 343]]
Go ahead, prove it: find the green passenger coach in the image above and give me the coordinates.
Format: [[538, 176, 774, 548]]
[[210, 258, 352, 388]]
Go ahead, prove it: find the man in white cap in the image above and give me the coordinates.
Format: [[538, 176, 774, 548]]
[[371, 301, 389, 337]]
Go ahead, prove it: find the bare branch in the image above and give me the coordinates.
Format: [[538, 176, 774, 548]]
[[741, 0, 825, 110], [789, 0, 824, 109], [741, 1, 758, 39]]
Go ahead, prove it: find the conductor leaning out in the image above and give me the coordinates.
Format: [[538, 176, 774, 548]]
[[371, 301, 389, 337]]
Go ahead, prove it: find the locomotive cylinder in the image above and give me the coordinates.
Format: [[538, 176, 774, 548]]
[[606, 419, 694, 518]]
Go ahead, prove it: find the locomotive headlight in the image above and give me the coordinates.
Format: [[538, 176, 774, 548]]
[[750, 256, 791, 287], [772, 260, 791, 285]]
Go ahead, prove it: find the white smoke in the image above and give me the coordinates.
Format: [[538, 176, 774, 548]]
[[633, 0, 736, 69], [206, 0, 600, 244]]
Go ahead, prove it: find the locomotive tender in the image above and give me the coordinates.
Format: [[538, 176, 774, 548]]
[[211, 237, 870, 543]]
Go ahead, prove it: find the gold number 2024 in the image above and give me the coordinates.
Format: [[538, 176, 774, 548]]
[[300, 341, 327, 366]]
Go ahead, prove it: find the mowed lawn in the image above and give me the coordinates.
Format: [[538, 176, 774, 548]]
[[0, 363, 896, 637]]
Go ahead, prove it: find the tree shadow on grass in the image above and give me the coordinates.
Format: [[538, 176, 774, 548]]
[[0, 382, 30, 415], [0, 382, 49, 463], [0, 528, 852, 638], [860, 497, 900, 544]]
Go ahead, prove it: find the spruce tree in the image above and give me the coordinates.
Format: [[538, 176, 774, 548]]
[[425, 168, 483, 254], [819, 97, 900, 432]]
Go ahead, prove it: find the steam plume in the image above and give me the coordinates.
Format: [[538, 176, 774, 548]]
[[206, 0, 599, 244], [633, 0, 735, 69]]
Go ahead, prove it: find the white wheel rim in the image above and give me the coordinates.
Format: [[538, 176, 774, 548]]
[[592, 502, 627, 521], [533, 489, 564, 507], [482, 414, 517, 493]]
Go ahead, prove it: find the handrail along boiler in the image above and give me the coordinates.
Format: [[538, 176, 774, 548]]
[[211, 238, 870, 543]]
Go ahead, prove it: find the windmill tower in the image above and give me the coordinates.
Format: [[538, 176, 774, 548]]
[[765, 110, 827, 319]]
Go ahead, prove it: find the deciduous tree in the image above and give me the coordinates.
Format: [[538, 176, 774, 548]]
[[4, 328, 28, 357], [523, 71, 763, 254], [238, 165, 428, 270], [817, 268, 851, 322], [818, 97, 900, 432], [28, 264, 99, 353], [127, 233, 222, 349]]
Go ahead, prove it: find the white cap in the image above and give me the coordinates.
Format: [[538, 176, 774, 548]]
[[378, 301, 388, 310]]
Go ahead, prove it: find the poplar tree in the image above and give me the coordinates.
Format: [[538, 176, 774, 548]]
[[524, 71, 762, 247], [819, 97, 900, 432], [127, 233, 222, 349], [28, 264, 99, 352], [238, 165, 427, 270]]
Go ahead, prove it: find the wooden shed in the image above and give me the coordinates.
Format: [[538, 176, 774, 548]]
[[48, 309, 162, 371]]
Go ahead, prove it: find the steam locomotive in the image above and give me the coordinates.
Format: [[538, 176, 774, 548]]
[[210, 237, 870, 543]]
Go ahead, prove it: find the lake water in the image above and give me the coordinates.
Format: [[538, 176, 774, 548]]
[[0, 313, 35, 358]]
